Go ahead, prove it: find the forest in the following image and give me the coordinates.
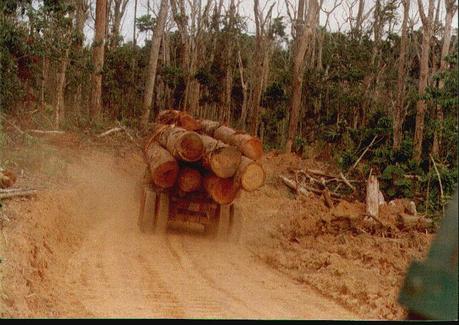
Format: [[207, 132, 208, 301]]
[[1, 0, 458, 217]]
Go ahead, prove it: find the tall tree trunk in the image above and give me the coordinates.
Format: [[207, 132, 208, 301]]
[[392, 0, 410, 151], [141, 0, 169, 128], [40, 56, 49, 111], [73, 0, 88, 114], [413, 0, 435, 162], [90, 0, 108, 120], [109, 0, 128, 48], [285, 0, 319, 153], [432, 0, 457, 157], [55, 48, 70, 129]]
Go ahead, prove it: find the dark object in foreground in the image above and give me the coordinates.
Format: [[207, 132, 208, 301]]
[[398, 189, 458, 320]]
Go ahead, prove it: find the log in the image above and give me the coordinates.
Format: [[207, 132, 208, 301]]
[[153, 124, 204, 162], [280, 175, 310, 197], [144, 142, 179, 188], [200, 119, 221, 136], [156, 109, 201, 131], [366, 174, 380, 218], [208, 125, 263, 161], [0, 189, 38, 199], [234, 156, 265, 192], [201, 135, 242, 178], [177, 167, 202, 193], [203, 173, 240, 205]]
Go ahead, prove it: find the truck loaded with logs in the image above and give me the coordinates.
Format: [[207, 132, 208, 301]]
[[138, 110, 266, 240]]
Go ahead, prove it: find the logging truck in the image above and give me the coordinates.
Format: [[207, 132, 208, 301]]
[[137, 110, 266, 240], [138, 168, 241, 240]]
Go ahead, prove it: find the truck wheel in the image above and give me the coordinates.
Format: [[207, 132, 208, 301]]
[[228, 205, 242, 243], [208, 205, 230, 241], [138, 186, 157, 233], [154, 192, 169, 234]]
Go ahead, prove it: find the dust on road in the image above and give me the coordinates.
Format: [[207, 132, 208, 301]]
[[0, 145, 356, 319]]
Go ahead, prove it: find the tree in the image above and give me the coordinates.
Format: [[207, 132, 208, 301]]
[[431, 0, 457, 156], [90, 0, 108, 120], [392, 0, 410, 151], [141, 0, 169, 128], [285, 0, 320, 153], [413, 0, 435, 162]]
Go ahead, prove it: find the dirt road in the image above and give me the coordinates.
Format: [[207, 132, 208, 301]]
[[0, 146, 357, 319]]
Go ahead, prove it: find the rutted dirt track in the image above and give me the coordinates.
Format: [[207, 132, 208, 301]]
[[0, 143, 357, 319]]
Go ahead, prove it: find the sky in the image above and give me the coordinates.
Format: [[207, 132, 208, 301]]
[[84, 0, 459, 46]]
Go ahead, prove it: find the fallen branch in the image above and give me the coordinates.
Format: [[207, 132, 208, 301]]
[[339, 171, 355, 191], [280, 175, 310, 197], [430, 154, 445, 215], [281, 175, 342, 199], [0, 189, 38, 199], [351, 135, 378, 170], [29, 129, 65, 135], [98, 127, 124, 138]]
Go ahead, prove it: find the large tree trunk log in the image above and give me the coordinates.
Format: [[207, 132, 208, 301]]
[[157, 109, 201, 131], [203, 173, 240, 205], [177, 167, 202, 193], [203, 124, 263, 161], [234, 156, 265, 192], [144, 142, 179, 189], [152, 124, 204, 162], [201, 135, 242, 178], [200, 119, 221, 135]]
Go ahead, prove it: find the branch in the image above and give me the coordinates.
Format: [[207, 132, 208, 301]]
[[0, 189, 38, 200]]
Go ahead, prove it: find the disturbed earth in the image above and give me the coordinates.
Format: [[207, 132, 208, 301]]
[[0, 133, 432, 319]]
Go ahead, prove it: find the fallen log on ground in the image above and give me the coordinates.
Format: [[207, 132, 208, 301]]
[[177, 167, 202, 193], [234, 156, 265, 192], [152, 124, 204, 162], [201, 134, 241, 178], [0, 189, 38, 199], [156, 110, 201, 131], [203, 173, 240, 205], [144, 142, 179, 188]]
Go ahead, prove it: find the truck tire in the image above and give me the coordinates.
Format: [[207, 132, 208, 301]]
[[228, 205, 242, 243], [138, 186, 157, 233], [206, 204, 232, 240], [154, 192, 169, 234]]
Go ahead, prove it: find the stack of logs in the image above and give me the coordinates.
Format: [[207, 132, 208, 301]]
[[142, 110, 266, 205]]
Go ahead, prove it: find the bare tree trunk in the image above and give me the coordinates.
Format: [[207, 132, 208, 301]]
[[109, 0, 129, 48], [285, 0, 319, 153], [55, 48, 70, 129], [413, 0, 435, 162], [73, 0, 89, 113], [141, 0, 169, 128], [90, 0, 108, 120], [40, 56, 49, 111], [392, 0, 410, 151], [432, 0, 457, 157]]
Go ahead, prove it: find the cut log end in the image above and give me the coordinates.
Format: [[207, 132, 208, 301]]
[[178, 168, 202, 193], [151, 161, 179, 189], [177, 132, 204, 162], [241, 137, 264, 161], [210, 146, 242, 179], [203, 174, 239, 205], [240, 162, 265, 192], [235, 157, 265, 192]]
